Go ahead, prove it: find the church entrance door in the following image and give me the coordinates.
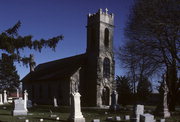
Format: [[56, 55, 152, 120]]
[[102, 87, 110, 105]]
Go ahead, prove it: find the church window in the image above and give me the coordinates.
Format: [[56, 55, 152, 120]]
[[104, 28, 109, 47], [103, 58, 110, 78]]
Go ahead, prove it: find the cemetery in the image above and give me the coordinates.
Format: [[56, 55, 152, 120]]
[[0, 0, 180, 122], [0, 89, 179, 121]]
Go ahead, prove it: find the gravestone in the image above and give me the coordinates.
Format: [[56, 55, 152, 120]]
[[140, 113, 155, 122], [115, 116, 121, 121], [125, 115, 130, 120], [0, 94, 3, 105], [53, 97, 58, 107], [12, 98, 28, 116], [68, 92, 85, 122], [106, 117, 113, 121], [3, 90, 8, 103], [92, 119, 100, 122], [132, 105, 144, 122], [159, 119, 165, 122], [110, 90, 120, 111]]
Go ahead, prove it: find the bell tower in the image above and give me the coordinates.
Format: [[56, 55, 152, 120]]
[[84, 9, 115, 107]]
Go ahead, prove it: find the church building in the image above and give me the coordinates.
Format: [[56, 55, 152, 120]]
[[22, 9, 115, 107]]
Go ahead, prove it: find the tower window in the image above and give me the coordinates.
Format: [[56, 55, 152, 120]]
[[103, 58, 110, 78], [104, 28, 109, 47]]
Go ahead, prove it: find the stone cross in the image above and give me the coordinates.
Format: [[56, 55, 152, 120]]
[[68, 92, 85, 122], [0, 94, 3, 105], [53, 97, 58, 107], [16, 88, 19, 98], [24, 90, 28, 111], [105, 8, 108, 14], [3, 90, 8, 103]]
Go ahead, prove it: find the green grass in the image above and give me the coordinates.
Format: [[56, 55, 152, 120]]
[[0, 104, 179, 122]]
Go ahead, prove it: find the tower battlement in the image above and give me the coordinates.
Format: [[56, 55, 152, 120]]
[[87, 8, 114, 26]]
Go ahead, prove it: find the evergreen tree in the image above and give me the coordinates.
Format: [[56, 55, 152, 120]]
[[0, 21, 63, 90], [0, 53, 19, 92], [116, 75, 133, 106], [137, 77, 152, 103], [0, 21, 63, 65]]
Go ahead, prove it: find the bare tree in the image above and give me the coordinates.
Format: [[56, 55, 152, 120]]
[[118, 0, 180, 111]]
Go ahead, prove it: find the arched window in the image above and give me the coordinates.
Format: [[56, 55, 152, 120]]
[[104, 28, 109, 47], [103, 58, 110, 78]]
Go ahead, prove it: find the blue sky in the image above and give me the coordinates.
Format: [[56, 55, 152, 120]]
[[0, 0, 134, 79]]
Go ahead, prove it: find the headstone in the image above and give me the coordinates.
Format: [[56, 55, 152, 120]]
[[0, 94, 3, 105], [125, 115, 130, 120], [3, 90, 8, 103], [115, 116, 121, 121], [24, 90, 28, 111], [92, 119, 100, 122], [12, 98, 28, 116], [68, 92, 85, 122], [110, 90, 120, 111], [56, 117, 60, 120], [133, 105, 144, 122], [156, 74, 170, 118], [140, 113, 155, 122], [50, 114, 57, 118], [159, 119, 165, 122], [40, 119, 43, 122], [53, 97, 58, 107], [25, 119, 29, 122], [106, 117, 113, 121]]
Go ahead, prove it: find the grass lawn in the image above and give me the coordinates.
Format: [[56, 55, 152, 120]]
[[0, 104, 179, 122]]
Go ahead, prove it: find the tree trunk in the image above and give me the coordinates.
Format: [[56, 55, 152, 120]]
[[167, 61, 178, 111]]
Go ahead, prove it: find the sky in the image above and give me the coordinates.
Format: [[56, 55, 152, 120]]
[[0, 0, 135, 80]]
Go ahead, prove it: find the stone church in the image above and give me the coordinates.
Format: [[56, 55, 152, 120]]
[[22, 9, 115, 107]]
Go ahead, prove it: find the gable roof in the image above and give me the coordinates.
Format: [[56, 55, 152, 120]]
[[21, 53, 86, 82]]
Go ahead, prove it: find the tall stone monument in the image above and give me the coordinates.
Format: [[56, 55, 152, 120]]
[[69, 92, 85, 122], [0, 94, 3, 105], [3, 90, 8, 104], [16, 88, 19, 98], [110, 90, 119, 111], [24, 90, 28, 111], [156, 74, 170, 118]]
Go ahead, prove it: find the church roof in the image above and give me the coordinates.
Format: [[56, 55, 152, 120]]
[[21, 53, 86, 82]]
